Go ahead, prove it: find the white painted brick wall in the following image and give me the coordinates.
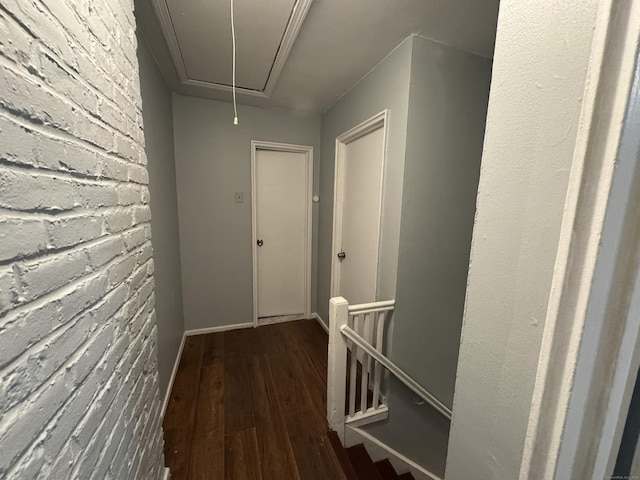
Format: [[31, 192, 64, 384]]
[[0, 0, 166, 478]]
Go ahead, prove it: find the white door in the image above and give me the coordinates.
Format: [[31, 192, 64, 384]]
[[254, 147, 310, 320], [334, 124, 385, 305]]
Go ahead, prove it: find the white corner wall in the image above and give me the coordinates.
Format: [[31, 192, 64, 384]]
[[446, 1, 601, 478], [0, 0, 165, 478], [172, 95, 321, 331]]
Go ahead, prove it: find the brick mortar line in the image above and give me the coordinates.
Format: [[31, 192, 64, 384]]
[[0, 287, 121, 413], [125, 373, 160, 480], [0, 157, 120, 185], [108, 386, 163, 479], [0, 233, 152, 323], [58, 0, 131, 70], [0, 2, 140, 116], [0, 110, 146, 173], [4, 299, 157, 477], [104, 0, 138, 35], [0, 204, 150, 221], [37, 0, 140, 78], [0, 254, 154, 374], [66, 310, 158, 478], [0, 56, 142, 159], [0, 205, 148, 222], [0, 223, 150, 275], [0, 216, 150, 269], [0, 262, 155, 426], [106, 361, 162, 480], [37, 47, 140, 140], [0, 9, 139, 134], [0, 159, 146, 188], [129, 391, 162, 480], [2, 316, 116, 479]]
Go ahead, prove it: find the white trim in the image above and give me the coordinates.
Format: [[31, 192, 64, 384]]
[[150, 0, 313, 97], [313, 312, 329, 333], [185, 322, 253, 337], [162, 467, 170, 480], [330, 110, 388, 299], [162, 332, 186, 418], [180, 78, 269, 98], [327, 297, 350, 442], [519, 1, 640, 478], [251, 141, 314, 327], [262, 0, 313, 97], [256, 313, 307, 326], [150, 0, 188, 81], [348, 300, 395, 315], [345, 405, 389, 427], [345, 425, 442, 480], [341, 325, 452, 419]]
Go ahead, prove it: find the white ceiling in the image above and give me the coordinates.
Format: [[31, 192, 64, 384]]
[[135, 0, 500, 114], [165, 0, 297, 91]]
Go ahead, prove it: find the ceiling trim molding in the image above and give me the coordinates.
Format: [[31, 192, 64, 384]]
[[150, 0, 188, 81], [263, 0, 313, 96], [150, 0, 313, 99]]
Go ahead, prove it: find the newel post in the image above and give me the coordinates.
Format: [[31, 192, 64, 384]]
[[327, 296, 349, 443]]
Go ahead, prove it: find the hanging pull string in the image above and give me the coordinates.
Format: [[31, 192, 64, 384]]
[[231, 0, 239, 125]]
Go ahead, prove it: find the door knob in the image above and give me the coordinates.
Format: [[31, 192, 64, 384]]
[[337, 251, 346, 259], [257, 239, 264, 247]]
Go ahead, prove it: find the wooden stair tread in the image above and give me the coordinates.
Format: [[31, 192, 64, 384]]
[[346, 444, 384, 480], [328, 428, 412, 480], [375, 459, 400, 479], [328, 431, 359, 480], [398, 473, 415, 480]]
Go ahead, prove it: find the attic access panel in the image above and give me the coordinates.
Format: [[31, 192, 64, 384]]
[[152, 0, 313, 98]]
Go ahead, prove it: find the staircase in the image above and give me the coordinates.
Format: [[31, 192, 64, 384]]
[[328, 297, 449, 480], [328, 431, 415, 480]]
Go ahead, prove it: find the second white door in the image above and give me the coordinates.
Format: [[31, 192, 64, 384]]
[[334, 122, 385, 305], [254, 146, 311, 321]]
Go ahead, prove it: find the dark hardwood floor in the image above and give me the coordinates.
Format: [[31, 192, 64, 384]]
[[163, 319, 347, 480]]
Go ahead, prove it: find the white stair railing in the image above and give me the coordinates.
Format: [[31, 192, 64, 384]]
[[327, 296, 452, 443], [327, 296, 395, 442]]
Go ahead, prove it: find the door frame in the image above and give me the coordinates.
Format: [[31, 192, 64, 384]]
[[517, 1, 640, 477], [251, 140, 314, 327], [330, 110, 389, 300]]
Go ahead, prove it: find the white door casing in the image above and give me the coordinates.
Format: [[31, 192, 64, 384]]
[[331, 110, 388, 306], [516, 1, 640, 478], [251, 141, 313, 325]]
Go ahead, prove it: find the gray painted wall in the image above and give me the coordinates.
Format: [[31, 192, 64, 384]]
[[392, 36, 491, 409], [317, 37, 413, 324], [359, 36, 491, 476], [137, 35, 185, 399], [172, 95, 321, 330]]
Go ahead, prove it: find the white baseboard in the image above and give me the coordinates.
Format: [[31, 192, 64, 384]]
[[345, 425, 442, 480], [162, 332, 186, 418], [163, 467, 171, 480], [313, 312, 329, 333], [185, 322, 254, 336], [257, 313, 307, 326]]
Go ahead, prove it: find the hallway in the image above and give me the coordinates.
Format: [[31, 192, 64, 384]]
[[163, 319, 347, 479]]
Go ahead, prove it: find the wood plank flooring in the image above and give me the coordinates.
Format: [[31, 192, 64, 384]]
[[163, 319, 347, 480]]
